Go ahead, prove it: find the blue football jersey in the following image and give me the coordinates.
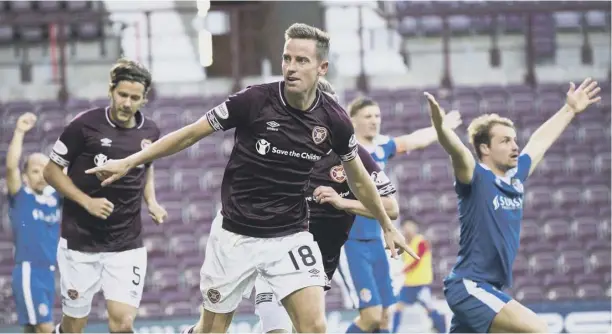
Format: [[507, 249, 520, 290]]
[[349, 135, 397, 240], [446, 154, 532, 289], [9, 186, 62, 266]]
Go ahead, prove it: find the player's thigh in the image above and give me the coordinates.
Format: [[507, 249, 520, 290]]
[[11, 265, 54, 326], [263, 231, 327, 302], [57, 240, 103, 318], [281, 286, 326, 333], [100, 246, 147, 309], [490, 299, 548, 333], [372, 246, 396, 308], [200, 220, 259, 314], [444, 278, 512, 333], [262, 232, 327, 332], [344, 241, 381, 308], [255, 277, 293, 333]]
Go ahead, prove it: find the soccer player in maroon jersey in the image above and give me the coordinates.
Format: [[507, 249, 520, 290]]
[[43, 58, 167, 333], [253, 78, 401, 333], [86, 24, 417, 333]]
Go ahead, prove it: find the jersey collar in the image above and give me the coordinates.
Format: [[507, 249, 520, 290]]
[[479, 162, 518, 185], [105, 107, 145, 129], [278, 81, 321, 113]]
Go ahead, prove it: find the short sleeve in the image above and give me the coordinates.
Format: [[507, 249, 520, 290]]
[[204, 87, 258, 132], [358, 145, 396, 196], [513, 154, 532, 182], [385, 138, 398, 160], [331, 112, 358, 162], [8, 186, 25, 208], [144, 123, 161, 168], [49, 119, 85, 168], [454, 165, 482, 198]]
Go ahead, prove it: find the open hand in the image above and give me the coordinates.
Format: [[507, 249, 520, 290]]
[[565, 78, 602, 114], [443, 110, 463, 130]]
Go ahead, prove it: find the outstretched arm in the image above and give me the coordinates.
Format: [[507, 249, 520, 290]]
[[425, 93, 476, 184], [522, 78, 601, 176], [393, 110, 463, 153], [86, 117, 215, 186]]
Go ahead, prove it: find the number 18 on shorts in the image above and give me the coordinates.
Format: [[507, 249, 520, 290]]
[[200, 224, 327, 313]]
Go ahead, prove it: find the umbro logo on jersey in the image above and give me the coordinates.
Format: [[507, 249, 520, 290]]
[[266, 121, 280, 131], [100, 138, 112, 147]]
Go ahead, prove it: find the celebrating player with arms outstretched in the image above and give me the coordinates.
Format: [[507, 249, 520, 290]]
[[341, 97, 461, 333], [44, 58, 166, 333], [426, 78, 601, 333], [86, 24, 416, 333]]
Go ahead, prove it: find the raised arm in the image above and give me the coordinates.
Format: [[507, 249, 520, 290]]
[[425, 92, 476, 184], [522, 78, 601, 176], [6, 113, 37, 195], [393, 110, 463, 154]]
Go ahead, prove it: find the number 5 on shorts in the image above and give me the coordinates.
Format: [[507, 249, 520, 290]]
[[132, 266, 141, 286], [288, 245, 317, 270]]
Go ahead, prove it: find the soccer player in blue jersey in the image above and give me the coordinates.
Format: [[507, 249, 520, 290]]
[[340, 97, 462, 333], [425, 77, 601, 333], [6, 112, 61, 333]]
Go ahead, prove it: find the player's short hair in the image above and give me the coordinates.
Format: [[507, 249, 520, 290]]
[[109, 57, 152, 94], [284, 23, 330, 61], [348, 96, 378, 117], [468, 113, 516, 160]]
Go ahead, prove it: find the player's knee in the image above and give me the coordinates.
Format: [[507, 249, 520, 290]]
[[108, 314, 135, 333], [359, 306, 384, 330], [299, 315, 326, 333], [35, 322, 55, 333], [61, 315, 88, 333]]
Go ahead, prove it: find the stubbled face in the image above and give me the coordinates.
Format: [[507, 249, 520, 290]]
[[24, 153, 49, 193], [481, 124, 520, 171], [282, 38, 328, 95], [352, 105, 381, 140], [109, 81, 146, 125]]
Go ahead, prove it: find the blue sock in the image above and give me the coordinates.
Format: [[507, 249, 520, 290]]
[[346, 322, 365, 333], [431, 310, 447, 333], [392, 310, 402, 333]]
